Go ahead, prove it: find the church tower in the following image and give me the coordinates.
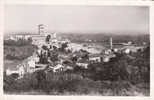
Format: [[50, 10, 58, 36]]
[[38, 24, 45, 35]]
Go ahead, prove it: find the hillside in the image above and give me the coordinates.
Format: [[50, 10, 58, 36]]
[[3, 46, 150, 95]]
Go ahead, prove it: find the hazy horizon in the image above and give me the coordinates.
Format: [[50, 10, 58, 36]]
[[5, 5, 149, 35]]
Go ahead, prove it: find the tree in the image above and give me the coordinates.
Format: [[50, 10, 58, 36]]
[[45, 35, 51, 43], [61, 43, 68, 51]]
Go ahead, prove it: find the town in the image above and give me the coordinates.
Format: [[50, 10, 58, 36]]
[[4, 24, 148, 80], [4, 24, 150, 95]]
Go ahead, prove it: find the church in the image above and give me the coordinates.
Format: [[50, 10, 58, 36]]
[[31, 24, 57, 46]]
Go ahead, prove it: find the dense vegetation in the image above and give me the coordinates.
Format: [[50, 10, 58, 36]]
[[86, 46, 150, 83], [4, 72, 149, 95], [4, 38, 33, 46], [4, 39, 37, 60], [3, 46, 150, 95]]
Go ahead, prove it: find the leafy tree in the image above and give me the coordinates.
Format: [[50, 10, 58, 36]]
[[61, 43, 68, 51], [45, 35, 51, 43]]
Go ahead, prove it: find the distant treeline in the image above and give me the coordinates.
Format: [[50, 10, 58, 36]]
[[59, 33, 150, 44]]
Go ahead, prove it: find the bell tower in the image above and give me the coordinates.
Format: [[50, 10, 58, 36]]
[[38, 24, 45, 35]]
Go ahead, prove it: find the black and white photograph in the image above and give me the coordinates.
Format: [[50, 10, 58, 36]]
[[3, 5, 150, 96]]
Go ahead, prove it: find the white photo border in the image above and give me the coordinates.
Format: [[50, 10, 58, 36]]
[[0, 0, 154, 100]]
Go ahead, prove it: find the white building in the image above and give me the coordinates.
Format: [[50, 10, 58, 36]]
[[9, 36, 16, 40], [103, 57, 110, 62], [89, 56, 101, 63], [24, 35, 31, 40], [76, 62, 88, 69]]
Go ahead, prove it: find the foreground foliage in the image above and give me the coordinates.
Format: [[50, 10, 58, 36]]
[[3, 45, 150, 95], [4, 71, 149, 96]]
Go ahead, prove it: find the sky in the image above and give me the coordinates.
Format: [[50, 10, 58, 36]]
[[4, 5, 149, 34]]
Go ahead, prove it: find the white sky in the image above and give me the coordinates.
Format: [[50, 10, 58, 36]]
[[4, 5, 149, 34]]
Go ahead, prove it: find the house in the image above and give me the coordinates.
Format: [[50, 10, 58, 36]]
[[103, 57, 110, 62], [9, 36, 16, 40], [89, 56, 101, 63], [17, 64, 25, 78], [63, 65, 74, 71], [76, 62, 88, 69], [53, 64, 65, 72], [31, 34, 46, 45], [122, 46, 145, 54], [15, 35, 23, 40], [28, 59, 37, 68], [113, 48, 118, 52], [124, 48, 131, 54], [6, 64, 25, 79], [6, 69, 19, 76], [89, 54, 103, 63], [24, 35, 31, 40], [105, 49, 112, 55]]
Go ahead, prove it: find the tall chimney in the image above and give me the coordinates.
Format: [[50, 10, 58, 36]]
[[110, 37, 113, 49]]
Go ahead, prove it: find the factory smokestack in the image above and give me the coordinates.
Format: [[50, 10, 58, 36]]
[[110, 37, 113, 50]]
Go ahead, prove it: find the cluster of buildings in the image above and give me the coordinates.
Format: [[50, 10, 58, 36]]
[[5, 34, 31, 41], [5, 24, 147, 79]]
